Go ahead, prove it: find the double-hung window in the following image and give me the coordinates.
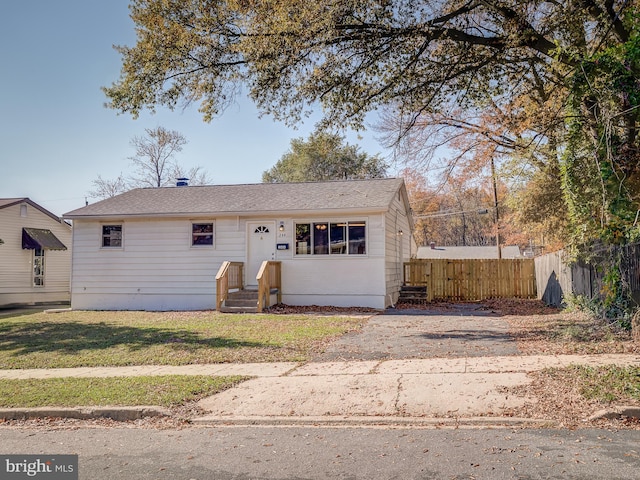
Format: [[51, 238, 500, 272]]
[[102, 225, 122, 247], [191, 222, 214, 246], [295, 221, 366, 256]]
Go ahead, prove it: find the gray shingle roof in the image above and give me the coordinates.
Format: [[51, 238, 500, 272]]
[[64, 178, 405, 218]]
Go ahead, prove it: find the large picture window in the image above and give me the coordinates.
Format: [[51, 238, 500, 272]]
[[295, 221, 366, 256], [102, 225, 122, 247]]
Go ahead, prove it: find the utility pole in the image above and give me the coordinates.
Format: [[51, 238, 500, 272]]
[[491, 157, 501, 259]]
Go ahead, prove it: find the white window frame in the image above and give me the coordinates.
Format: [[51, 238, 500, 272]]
[[101, 224, 123, 248], [294, 220, 368, 257], [191, 221, 215, 247], [33, 247, 45, 287]]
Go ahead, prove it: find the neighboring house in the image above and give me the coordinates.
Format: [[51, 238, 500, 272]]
[[416, 244, 522, 259], [63, 178, 413, 310], [0, 198, 72, 307]]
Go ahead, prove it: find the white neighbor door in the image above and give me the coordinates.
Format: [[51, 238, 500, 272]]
[[247, 222, 276, 286]]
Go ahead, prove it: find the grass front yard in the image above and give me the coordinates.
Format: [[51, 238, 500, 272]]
[[0, 375, 248, 408], [0, 309, 369, 369], [0, 309, 366, 412]]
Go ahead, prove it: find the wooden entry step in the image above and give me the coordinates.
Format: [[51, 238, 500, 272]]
[[219, 288, 259, 313], [397, 285, 428, 304]]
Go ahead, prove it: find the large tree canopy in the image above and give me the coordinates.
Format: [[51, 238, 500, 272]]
[[262, 130, 387, 182], [105, 1, 640, 246], [105, 1, 630, 127]]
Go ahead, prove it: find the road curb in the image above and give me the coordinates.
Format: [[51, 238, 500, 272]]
[[588, 406, 640, 421], [0, 407, 555, 427], [0, 406, 170, 421], [190, 415, 555, 428]]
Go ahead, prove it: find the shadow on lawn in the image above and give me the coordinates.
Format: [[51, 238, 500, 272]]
[[0, 321, 265, 356], [413, 324, 600, 345], [414, 329, 516, 343]]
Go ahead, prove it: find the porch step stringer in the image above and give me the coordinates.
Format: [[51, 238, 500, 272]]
[[397, 285, 428, 304], [219, 288, 260, 314]]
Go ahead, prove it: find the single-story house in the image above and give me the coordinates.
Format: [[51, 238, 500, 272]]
[[416, 244, 522, 259], [0, 198, 72, 307], [63, 178, 413, 311]]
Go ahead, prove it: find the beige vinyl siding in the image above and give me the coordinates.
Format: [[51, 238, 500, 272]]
[[366, 214, 386, 258], [68, 183, 411, 311], [281, 256, 386, 308], [0, 203, 71, 305], [70, 217, 244, 310], [384, 192, 412, 306], [278, 214, 387, 309]]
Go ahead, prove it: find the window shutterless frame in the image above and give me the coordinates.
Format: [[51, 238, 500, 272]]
[[295, 221, 367, 256], [101, 224, 123, 248], [33, 248, 45, 287], [191, 222, 214, 246]]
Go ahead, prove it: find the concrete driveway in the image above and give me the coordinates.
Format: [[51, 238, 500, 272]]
[[313, 306, 520, 361]]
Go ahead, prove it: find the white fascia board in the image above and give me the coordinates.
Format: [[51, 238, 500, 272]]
[[63, 207, 389, 221]]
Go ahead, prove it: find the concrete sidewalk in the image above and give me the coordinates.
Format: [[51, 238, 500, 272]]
[[194, 354, 640, 426], [2, 354, 639, 426], [1, 354, 637, 380], [0, 362, 297, 380]]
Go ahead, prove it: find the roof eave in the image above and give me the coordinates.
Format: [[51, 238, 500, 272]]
[[64, 206, 391, 221], [1, 198, 70, 226]]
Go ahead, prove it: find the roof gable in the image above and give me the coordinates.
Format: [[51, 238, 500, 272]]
[[64, 178, 406, 218], [0, 198, 67, 225]]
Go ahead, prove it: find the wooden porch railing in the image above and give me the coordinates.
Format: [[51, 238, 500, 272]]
[[215, 261, 244, 310], [404, 258, 536, 302], [257, 261, 282, 312]]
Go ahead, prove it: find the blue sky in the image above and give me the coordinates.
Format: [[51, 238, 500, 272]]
[[0, 1, 390, 217]]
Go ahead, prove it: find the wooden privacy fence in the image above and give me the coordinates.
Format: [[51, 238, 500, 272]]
[[535, 243, 640, 307], [404, 259, 536, 301]]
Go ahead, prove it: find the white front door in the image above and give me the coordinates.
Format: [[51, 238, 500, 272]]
[[247, 222, 276, 286]]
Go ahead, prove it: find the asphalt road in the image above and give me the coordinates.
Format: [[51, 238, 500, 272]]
[[1, 426, 639, 479]]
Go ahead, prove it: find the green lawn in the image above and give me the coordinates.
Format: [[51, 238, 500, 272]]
[[0, 375, 247, 408], [0, 310, 369, 368], [572, 365, 640, 403]]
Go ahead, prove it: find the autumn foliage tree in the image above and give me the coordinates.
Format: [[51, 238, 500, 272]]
[[103, 1, 640, 250], [402, 168, 499, 247]]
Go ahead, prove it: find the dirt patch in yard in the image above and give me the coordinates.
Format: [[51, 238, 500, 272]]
[[499, 303, 639, 356], [502, 366, 640, 430], [482, 299, 639, 429], [391, 298, 638, 355]]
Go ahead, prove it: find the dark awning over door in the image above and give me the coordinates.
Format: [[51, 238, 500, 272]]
[[22, 228, 67, 250]]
